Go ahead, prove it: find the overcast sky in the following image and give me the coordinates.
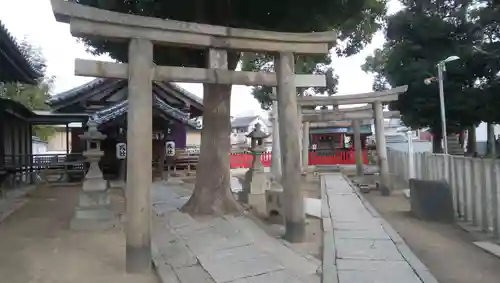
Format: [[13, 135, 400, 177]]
[[0, 0, 403, 117]]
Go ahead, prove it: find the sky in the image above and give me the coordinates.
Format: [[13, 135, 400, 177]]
[[0, 0, 403, 118]]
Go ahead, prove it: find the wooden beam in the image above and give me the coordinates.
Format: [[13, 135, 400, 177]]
[[310, 120, 373, 128], [270, 86, 408, 105], [301, 105, 372, 114], [302, 110, 400, 122], [296, 86, 408, 106], [75, 59, 327, 88], [51, 0, 335, 54]]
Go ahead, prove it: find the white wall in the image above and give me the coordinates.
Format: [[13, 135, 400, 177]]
[[476, 122, 500, 142], [32, 141, 48, 154]]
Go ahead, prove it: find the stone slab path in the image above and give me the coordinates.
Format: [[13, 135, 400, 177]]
[[151, 182, 320, 283], [321, 173, 439, 283]]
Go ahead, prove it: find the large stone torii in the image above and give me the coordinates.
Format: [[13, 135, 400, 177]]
[[50, 0, 336, 273], [270, 86, 407, 193]]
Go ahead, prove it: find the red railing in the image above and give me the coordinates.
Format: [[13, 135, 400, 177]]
[[229, 150, 368, 168]]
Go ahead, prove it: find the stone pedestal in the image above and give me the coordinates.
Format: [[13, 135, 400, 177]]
[[243, 150, 271, 215], [70, 122, 118, 231]]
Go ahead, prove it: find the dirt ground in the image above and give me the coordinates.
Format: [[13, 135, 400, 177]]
[[0, 185, 158, 283], [364, 188, 500, 283]]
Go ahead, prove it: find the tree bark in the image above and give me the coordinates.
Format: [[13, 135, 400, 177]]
[[181, 53, 241, 215], [432, 131, 443, 153], [466, 126, 476, 156], [487, 123, 496, 158]]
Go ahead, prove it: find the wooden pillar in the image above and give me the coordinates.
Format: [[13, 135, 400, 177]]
[[125, 38, 153, 273], [373, 101, 391, 195], [11, 119, 16, 165], [27, 124, 33, 184], [297, 107, 303, 172], [275, 52, 305, 242], [270, 99, 282, 181], [352, 120, 364, 176], [65, 123, 70, 154], [302, 121, 310, 170], [0, 111, 4, 170]]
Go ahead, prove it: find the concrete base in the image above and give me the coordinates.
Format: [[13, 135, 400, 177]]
[[248, 193, 266, 215], [82, 177, 107, 192], [70, 190, 118, 231], [266, 187, 284, 224], [70, 217, 120, 231]]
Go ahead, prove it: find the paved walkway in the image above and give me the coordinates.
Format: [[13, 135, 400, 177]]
[[321, 173, 439, 283], [151, 181, 320, 283]]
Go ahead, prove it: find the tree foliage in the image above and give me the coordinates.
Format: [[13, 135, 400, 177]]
[[0, 39, 55, 141], [362, 0, 500, 151], [241, 53, 339, 109]]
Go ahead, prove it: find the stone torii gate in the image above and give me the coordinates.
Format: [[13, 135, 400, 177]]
[[50, 0, 335, 273], [271, 86, 407, 193]]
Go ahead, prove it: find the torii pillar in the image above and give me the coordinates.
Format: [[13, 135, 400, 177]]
[[373, 101, 391, 195], [352, 119, 364, 176]]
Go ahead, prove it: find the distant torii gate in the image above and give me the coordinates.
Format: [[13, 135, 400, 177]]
[[270, 86, 407, 194], [50, 0, 335, 273]]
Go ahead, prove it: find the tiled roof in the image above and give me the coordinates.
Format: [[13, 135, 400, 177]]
[[47, 79, 203, 112], [0, 21, 42, 83], [46, 78, 111, 105], [231, 115, 270, 128], [90, 94, 201, 129]]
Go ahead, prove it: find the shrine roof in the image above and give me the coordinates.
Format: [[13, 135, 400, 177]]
[[47, 78, 203, 115], [0, 21, 42, 84], [90, 94, 201, 129]]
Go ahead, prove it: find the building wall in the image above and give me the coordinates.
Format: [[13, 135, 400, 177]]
[[32, 141, 48, 154], [186, 130, 201, 146], [47, 129, 71, 152], [230, 117, 269, 146]]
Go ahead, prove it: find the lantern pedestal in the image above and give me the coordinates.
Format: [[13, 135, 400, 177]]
[[242, 148, 270, 215], [70, 122, 118, 231]]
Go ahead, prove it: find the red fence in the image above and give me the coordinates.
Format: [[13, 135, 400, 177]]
[[229, 150, 368, 169]]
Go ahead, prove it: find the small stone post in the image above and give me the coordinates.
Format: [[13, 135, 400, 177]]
[[352, 119, 364, 176], [270, 99, 282, 182], [407, 130, 416, 179], [373, 101, 391, 195], [302, 121, 310, 172], [297, 106, 303, 172], [70, 120, 116, 230], [243, 124, 271, 214], [275, 52, 305, 242]]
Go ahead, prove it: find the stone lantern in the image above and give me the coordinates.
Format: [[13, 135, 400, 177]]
[[70, 120, 117, 230], [242, 123, 271, 215]]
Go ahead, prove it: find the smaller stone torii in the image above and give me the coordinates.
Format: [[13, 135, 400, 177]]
[[50, 0, 335, 272], [271, 86, 407, 195]]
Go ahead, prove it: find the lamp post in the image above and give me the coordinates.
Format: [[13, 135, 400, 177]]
[[425, 55, 460, 154], [425, 55, 459, 183]]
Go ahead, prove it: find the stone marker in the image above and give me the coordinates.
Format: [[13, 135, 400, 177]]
[[409, 179, 454, 223]]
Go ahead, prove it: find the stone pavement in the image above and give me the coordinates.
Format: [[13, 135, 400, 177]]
[[321, 173, 439, 283], [151, 181, 320, 283]]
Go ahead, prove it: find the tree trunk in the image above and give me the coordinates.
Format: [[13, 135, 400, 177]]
[[181, 53, 241, 215], [487, 123, 497, 158], [466, 126, 477, 156], [458, 130, 465, 147], [432, 132, 443, 153]]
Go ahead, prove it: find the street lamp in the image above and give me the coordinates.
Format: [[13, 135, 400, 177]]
[[437, 55, 459, 155], [424, 55, 460, 154]]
